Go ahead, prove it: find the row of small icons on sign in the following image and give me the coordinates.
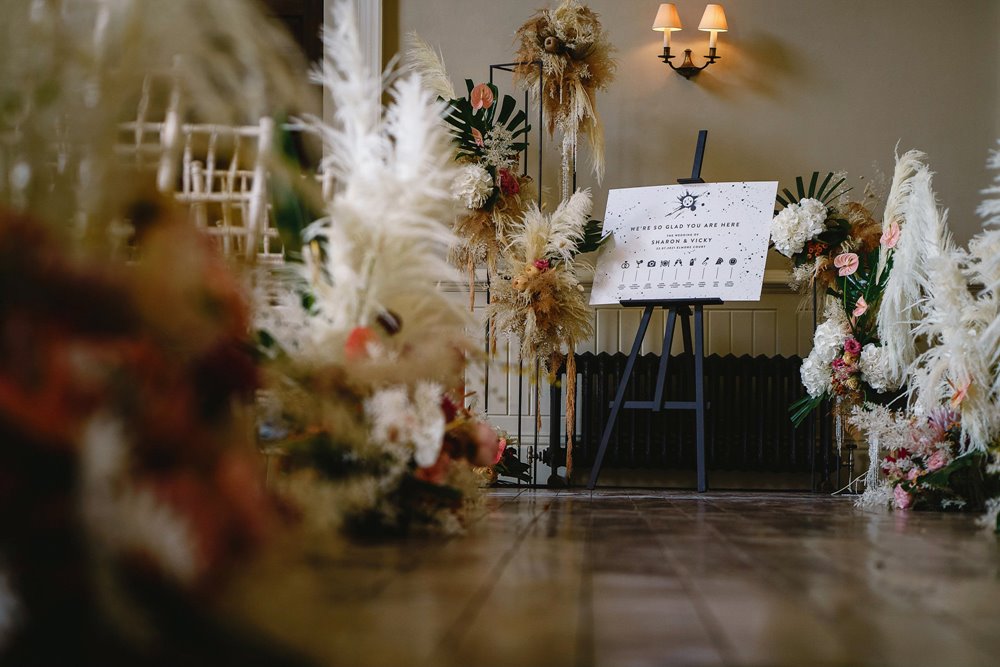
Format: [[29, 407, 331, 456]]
[[621, 257, 738, 269]]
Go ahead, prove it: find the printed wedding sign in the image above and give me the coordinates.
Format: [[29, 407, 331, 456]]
[[590, 181, 777, 305]]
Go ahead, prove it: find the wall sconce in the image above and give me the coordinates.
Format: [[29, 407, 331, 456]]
[[653, 3, 728, 79]]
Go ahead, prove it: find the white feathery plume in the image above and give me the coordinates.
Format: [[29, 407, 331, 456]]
[[403, 31, 456, 101], [544, 189, 592, 263], [875, 148, 926, 281], [877, 166, 950, 387], [906, 145, 1000, 453], [298, 1, 470, 343]]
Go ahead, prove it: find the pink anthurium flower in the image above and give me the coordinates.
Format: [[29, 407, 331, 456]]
[[471, 127, 484, 147], [881, 220, 901, 249], [470, 83, 494, 111], [852, 296, 868, 318], [834, 252, 859, 277], [949, 379, 970, 409]]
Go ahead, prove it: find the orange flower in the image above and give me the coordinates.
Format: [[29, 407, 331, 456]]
[[949, 379, 970, 409], [833, 252, 859, 277], [471, 127, 484, 147], [470, 83, 494, 111], [344, 326, 377, 360]]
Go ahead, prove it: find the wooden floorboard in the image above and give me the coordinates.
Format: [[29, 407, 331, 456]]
[[223, 489, 1000, 667]]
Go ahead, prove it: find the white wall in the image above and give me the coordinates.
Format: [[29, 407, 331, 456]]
[[389, 0, 1000, 244]]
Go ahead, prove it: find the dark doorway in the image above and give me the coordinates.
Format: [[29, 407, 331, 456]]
[[263, 0, 324, 63]]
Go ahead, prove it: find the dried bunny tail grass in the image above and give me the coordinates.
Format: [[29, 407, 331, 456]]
[[878, 165, 950, 388], [403, 31, 457, 101]]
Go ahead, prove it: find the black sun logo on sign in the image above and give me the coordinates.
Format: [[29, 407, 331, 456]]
[[669, 190, 702, 217]]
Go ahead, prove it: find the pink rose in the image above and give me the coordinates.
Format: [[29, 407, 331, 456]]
[[833, 252, 859, 277], [533, 258, 550, 271], [843, 337, 862, 356], [881, 220, 901, 249], [906, 467, 921, 482], [893, 484, 913, 510], [497, 168, 520, 196], [852, 296, 868, 318], [470, 83, 494, 111], [471, 127, 484, 147], [926, 449, 950, 472]]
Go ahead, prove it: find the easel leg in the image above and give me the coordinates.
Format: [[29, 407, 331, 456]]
[[587, 305, 655, 490], [651, 307, 677, 411], [694, 305, 708, 492]]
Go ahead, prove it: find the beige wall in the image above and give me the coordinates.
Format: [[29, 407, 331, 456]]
[[388, 0, 1000, 244]]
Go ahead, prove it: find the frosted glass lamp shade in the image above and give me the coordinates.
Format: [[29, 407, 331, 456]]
[[698, 4, 728, 32], [652, 3, 682, 31]]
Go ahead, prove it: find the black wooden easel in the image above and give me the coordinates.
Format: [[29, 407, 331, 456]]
[[587, 130, 718, 492]]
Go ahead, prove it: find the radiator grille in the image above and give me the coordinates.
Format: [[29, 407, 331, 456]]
[[567, 352, 825, 473]]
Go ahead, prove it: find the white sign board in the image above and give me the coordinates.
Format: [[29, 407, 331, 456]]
[[590, 181, 777, 305]]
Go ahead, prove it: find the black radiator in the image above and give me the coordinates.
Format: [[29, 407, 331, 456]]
[[549, 352, 835, 482]]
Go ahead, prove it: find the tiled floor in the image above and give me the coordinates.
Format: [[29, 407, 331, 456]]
[[226, 490, 1000, 667]]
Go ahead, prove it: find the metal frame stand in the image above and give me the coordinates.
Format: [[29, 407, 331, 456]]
[[586, 298, 721, 491]]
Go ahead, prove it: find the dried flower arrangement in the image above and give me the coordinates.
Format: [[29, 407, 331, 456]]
[[487, 189, 602, 460], [405, 33, 536, 305], [513, 0, 616, 198], [255, 3, 502, 536]]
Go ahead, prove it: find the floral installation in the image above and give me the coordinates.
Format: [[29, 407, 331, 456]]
[[769, 171, 889, 293], [842, 146, 1000, 528], [405, 33, 536, 304], [0, 1, 320, 663], [256, 3, 500, 536], [849, 406, 996, 513], [513, 0, 617, 198], [487, 189, 602, 472], [782, 171, 902, 428], [0, 208, 308, 664]]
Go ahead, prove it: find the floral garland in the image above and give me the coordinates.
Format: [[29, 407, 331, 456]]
[[514, 0, 616, 198]]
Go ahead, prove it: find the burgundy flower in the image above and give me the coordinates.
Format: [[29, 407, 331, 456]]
[[843, 338, 862, 356], [497, 168, 520, 196], [533, 258, 550, 271]]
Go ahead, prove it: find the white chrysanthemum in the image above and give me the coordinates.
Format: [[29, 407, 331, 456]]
[[859, 343, 897, 393], [365, 382, 446, 467], [452, 163, 493, 209], [770, 197, 828, 257]]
